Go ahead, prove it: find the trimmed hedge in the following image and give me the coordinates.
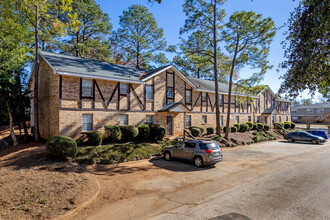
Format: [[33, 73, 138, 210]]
[[284, 121, 291, 129], [85, 131, 102, 146], [233, 123, 240, 131], [291, 122, 296, 129], [149, 124, 165, 141], [230, 126, 237, 132], [252, 123, 257, 130], [207, 127, 215, 134], [264, 124, 270, 131], [197, 126, 205, 134], [104, 125, 120, 142], [246, 121, 253, 130], [274, 123, 283, 129], [120, 125, 139, 142], [257, 123, 264, 130], [137, 124, 150, 140], [190, 127, 201, 137], [239, 123, 248, 132], [46, 136, 77, 158]]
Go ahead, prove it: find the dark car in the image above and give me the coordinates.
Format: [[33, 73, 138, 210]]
[[284, 131, 325, 144], [306, 130, 329, 140], [163, 140, 223, 167]]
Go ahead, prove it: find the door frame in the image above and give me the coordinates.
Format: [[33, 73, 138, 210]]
[[166, 115, 173, 136]]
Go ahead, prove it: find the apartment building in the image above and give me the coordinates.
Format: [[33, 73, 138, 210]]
[[29, 51, 291, 139]]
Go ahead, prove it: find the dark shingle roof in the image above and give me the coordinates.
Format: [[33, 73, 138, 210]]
[[158, 102, 190, 112], [40, 51, 146, 82], [293, 103, 330, 109], [187, 77, 230, 93], [262, 107, 278, 114]]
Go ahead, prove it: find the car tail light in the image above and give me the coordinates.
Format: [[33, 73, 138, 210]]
[[219, 148, 222, 151], [205, 149, 213, 153], [284, 134, 286, 137]]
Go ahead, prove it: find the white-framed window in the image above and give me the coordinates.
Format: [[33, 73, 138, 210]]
[[185, 90, 192, 103], [201, 92, 206, 101], [185, 115, 191, 127], [146, 85, 153, 100], [306, 109, 313, 113], [167, 87, 173, 98], [236, 116, 239, 123], [220, 116, 223, 126], [146, 115, 153, 125], [317, 109, 324, 113], [202, 115, 207, 124], [292, 110, 297, 113], [119, 114, 128, 125], [120, 83, 128, 94], [248, 116, 251, 122], [82, 114, 93, 131], [82, 79, 92, 96], [219, 95, 222, 105]]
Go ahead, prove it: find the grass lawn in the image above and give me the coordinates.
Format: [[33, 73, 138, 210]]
[[74, 140, 179, 164]]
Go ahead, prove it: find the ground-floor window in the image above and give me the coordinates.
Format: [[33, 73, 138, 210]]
[[220, 116, 223, 126], [257, 116, 260, 123], [272, 116, 275, 124], [248, 116, 251, 122], [286, 116, 288, 121], [119, 114, 128, 125], [235, 116, 239, 123], [146, 115, 153, 125], [202, 115, 207, 124], [264, 116, 267, 124], [82, 114, 93, 131], [279, 116, 281, 122], [186, 115, 191, 127]]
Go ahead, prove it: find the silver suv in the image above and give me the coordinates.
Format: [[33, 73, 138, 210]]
[[163, 140, 223, 167]]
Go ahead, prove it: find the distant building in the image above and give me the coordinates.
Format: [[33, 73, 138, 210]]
[[291, 103, 330, 123]]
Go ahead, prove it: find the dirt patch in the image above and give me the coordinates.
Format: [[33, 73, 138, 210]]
[[0, 146, 97, 220]]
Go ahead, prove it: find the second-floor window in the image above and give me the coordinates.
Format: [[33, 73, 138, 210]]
[[307, 108, 313, 113], [82, 79, 92, 97], [235, 96, 238, 105], [271, 100, 274, 108], [202, 92, 206, 101], [317, 108, 324, 113], [120, 83, 128, 94], [219, 95, 222, 105], [265, 98, 268, 107], [185, 90, 192, 103], [146, 85, 153, 100], [167, 87, 173, 98], [256, 98, 260, 107], [292, 110, 297, 113]]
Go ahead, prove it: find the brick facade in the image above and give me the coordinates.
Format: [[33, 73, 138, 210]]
[[30, 58, 291, 139]]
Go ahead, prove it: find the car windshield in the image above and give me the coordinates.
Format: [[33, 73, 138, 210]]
[[199, 142, 219, 150]]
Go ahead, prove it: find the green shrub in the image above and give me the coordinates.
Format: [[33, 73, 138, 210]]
[[197, 126, 205, 134], [85, 131, 102, 146], [149, 124, 165, 141], [207, 127, 215, 134], [264, 124, 270, 131], [104, 125, 121, 142], [257, 123, 264, 130], [230, 126, 237, 132], [190, 127, 201, 137], [284, 122, 291, 129], [120, 126, 139, 142], [211, 135, 223, 143], [233, 123, 240, 131], [246, 121, 253, 130], [274, 123, 283, 129], [46, 136, 77, 158], [137, 124, 150, 141], [291, 122, 296, 129], [239, 123, 248, 132], [252, 123, 257, 130]]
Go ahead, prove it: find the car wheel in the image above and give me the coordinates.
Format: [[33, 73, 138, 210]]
[[164, 152, 171, 161], [311, 139, 318, 144], [288, 137, 294, 143], [194, 156, 203, 168]]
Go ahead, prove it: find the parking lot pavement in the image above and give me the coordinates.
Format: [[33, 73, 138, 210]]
[[78, 140, 330, 220]]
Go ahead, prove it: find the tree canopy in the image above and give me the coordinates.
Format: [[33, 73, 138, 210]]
[[279, 0, 329, 98], [111, 4, 167, 68]]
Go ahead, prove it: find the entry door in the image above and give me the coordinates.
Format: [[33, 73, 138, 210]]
[[166, 116, 173, 136]]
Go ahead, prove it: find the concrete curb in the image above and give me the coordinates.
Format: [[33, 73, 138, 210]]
[[57, 179, 101, 220]]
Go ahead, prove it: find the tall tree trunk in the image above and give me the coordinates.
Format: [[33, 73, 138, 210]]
[[136, 43, 140, 68], [16, 69, 29, 141], [34, 5, 40, 142], [213, 1, 221, 136], [5, 100, 18, 146], [22, 115, 28, 141], [19, 122, 22, 137], [225, 34, 239, 140]]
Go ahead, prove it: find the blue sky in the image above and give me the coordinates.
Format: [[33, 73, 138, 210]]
[[95, 0, 320, 101]]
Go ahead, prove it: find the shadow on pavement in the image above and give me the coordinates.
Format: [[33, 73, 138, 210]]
[[209, 212, 253, 220]]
